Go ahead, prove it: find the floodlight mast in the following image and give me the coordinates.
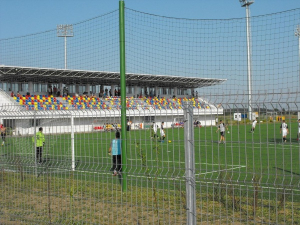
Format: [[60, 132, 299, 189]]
[[240, 0, 254, 120], [57, 24, 74, 69], [295, 25, 300, 89]]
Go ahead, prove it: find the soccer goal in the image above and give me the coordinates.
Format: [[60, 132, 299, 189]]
[[0, 112, 76, 173], [265, 111, 277, 121]]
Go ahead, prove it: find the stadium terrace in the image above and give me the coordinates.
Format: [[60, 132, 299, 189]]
[[0, 65, 226, 135]]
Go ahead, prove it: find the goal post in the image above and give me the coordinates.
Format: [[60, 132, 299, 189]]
[[0, 111, 76, 172]]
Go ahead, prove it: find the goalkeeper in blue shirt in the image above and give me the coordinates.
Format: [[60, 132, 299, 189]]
[[109, 131, 122, 176]]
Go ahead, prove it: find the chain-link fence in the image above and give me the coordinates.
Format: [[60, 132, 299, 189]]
[[1, 4, 300, 225], [0, 95, 299, 224]]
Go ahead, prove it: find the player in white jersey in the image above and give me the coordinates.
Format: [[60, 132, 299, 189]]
[[280, 120, 289, 143], [151, 122, 158, 139], [297, 119, 300, 141], [160, 122, 166, 142], [216, 119, 227, 144], [250, 118, 258, 133]]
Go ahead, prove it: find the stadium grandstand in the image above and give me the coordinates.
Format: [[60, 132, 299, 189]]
[[0, 65, 226, 134]]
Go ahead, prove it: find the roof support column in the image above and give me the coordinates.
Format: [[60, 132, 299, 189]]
[[133, 86, 139, 98], [18, 83, 22, 93], [85, 84, 90, 94], [155, 86, 159, 97], [59, 83, 63, 96], [28, 82, 33, 95], [111, 85, 116, 96], [174, 87, 178, 97], [75, 84, 79, 95]]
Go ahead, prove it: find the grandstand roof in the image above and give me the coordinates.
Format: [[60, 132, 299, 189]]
[[0, 65, 226, 89]]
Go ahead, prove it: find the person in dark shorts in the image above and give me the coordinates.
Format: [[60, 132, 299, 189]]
[[216, 120, 227, 144], [32, 127, 45, 163], [109, 131, 122, 176]]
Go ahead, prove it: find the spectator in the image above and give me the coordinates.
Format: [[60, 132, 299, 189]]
[[48, 86, 52, 96], [53, 86, 57, 96], [63, 87, 69, 97]]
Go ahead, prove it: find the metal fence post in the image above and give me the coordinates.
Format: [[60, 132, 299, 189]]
[[184, 102, 196, 225], [71, 114, 75, 171], [34, 111, 37, 176]]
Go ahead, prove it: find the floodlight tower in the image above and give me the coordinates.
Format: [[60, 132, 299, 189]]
[[295, 25, 300, 89], [239, 0, 254, 120], [57, 24, 74, 69]]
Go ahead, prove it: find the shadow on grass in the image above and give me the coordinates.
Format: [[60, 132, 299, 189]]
[[273, 167, 300, 176], [268, 138, 299, 144]]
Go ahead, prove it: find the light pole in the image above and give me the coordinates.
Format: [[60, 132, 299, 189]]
[[239, 0, 254, 120], [57, 24, 74, 69], [295, 25, 300, 89]]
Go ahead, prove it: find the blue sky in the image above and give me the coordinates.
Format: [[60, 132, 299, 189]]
[[0, 0, 299, 39], [0, 0, 299, 98]]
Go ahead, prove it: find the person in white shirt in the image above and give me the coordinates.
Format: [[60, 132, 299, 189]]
[[250, 118, 258, 133], [160, 122, 166, 142], [216, 120, 228, 144], [126, 119, 131, 131], [297, 119, 300, 141], [151, 122, 158, 139], [280, 120, 289, 143]]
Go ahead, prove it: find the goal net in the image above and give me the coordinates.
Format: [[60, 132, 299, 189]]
[[0, 112, 75, 174]]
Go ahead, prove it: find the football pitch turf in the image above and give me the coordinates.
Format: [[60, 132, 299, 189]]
[[1, 121, 300, 192]]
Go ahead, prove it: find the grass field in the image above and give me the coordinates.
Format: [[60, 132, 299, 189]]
[[1, 119, 300, 224], [1, 119, 299, 190]]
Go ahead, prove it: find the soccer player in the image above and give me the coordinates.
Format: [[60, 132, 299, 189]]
[[0, 123, 6, 146], [280, 120, 289, 143], [151, 122, 158, 139], [126, 119, 131, 131], [298, 119, 300, 141], [216, 119, 227, 144], [32, 127, 45, 163], [160, 121, 166, 142], [108, 131, 122, 176], [250, 118, 258, 133]]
